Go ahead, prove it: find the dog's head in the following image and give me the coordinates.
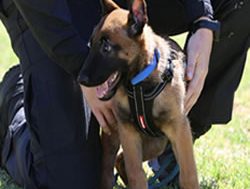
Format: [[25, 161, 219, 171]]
[[79, 0, 150, 100]]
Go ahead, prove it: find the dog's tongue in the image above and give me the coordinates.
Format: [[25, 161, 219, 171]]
[[96, 81, 109, 98], [95, 72, 119, 99]]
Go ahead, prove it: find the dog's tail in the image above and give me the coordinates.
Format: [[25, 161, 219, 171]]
[[0, 64, 24, 155]]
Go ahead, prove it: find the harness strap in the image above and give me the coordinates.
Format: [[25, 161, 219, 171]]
[[128, 85, 164, 137], [127, 54, 173, 101], [127, 48, 174, 138]]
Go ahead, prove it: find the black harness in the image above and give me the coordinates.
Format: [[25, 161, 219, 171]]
[[127, 49, 174, 137]]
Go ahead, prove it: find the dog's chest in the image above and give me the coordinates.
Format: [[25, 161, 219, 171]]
[[115, 87, 169, 133]]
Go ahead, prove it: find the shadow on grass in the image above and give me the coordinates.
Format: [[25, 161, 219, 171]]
[[114, 175, 219, 189], [199, 176, 219, 189]]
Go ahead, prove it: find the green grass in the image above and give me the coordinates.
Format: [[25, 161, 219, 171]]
[[0, 25, 18, 79], [0, 22, 249, 189], [194, 51, 250, 189]]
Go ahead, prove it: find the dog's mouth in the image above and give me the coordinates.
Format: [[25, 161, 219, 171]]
[[96, 71, 121, 101]]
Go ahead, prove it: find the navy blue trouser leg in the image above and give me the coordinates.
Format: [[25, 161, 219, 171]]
[[21, 61, 102, 189], [2, 74, 102, 189], [22, 59, 102, 189], [1, 3, 102, 189]]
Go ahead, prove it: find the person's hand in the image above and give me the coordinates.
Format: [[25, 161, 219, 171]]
[[80, 85, 117, 135], [185, 28, 213, 114]]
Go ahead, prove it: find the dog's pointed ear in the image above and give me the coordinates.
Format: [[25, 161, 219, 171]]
[[100, 0, 119, 15], [127, 0, 148, 37]]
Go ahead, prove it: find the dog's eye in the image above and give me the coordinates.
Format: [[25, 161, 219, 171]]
[[101, 38, 112, 54]]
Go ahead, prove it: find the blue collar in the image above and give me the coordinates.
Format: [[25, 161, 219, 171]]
[[131, 48, 160, 85]]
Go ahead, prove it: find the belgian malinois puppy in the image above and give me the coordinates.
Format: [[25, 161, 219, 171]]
[[79, 0, 199, 189]]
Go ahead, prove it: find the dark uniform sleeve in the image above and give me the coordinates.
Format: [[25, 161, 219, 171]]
[[182, 0, 214, 23], [12, 0, 88, 78]]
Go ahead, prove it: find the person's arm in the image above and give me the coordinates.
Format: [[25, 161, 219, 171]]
[[12, 0, 89, 78], [12, 1, 117, 133], [181, 0, 217, 114], [184, 28, 213, 114], [181, 0, 214, 24]]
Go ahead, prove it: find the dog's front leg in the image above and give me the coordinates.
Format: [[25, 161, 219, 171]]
[[100, 130, 120, 189], [118, 124, 147, 189], [163, 117, 199, 189]]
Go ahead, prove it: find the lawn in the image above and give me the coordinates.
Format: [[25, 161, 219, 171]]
[[0, 22, 249, 189]]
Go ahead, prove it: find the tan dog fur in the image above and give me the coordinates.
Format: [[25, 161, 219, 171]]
[[87, 1, 199, 189]]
